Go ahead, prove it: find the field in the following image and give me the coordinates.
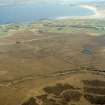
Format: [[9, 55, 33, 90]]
[[0, 19, 105, 105]]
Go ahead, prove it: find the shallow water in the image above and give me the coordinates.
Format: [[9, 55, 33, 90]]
[[0, 4, 94, 24]]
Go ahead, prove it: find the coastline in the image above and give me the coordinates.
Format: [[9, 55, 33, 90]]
[[57, 5, 105, 20], [80, 5, 101, 18], [0, 4, 105, 25]]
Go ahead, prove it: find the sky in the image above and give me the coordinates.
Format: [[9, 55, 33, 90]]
[[0, 0, 101, 6]]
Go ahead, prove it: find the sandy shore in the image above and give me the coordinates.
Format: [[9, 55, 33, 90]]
[[80, 5, 103, 19], [57, 5, 105, 20]]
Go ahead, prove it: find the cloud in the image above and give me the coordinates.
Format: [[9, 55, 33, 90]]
[[0, 0, 99, 6], [0, 0, 59, 4], [0, 0, 71, 6]]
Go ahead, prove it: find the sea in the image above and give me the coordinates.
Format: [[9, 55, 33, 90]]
[[0, 4, 94, 24]]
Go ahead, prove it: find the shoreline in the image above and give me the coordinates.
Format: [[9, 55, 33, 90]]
[[80, 5, 101, 19], [56, 5, 105, 20], [0, 5, 105, 25]]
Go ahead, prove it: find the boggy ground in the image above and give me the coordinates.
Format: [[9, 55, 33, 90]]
[[0, 30, 105, 105]]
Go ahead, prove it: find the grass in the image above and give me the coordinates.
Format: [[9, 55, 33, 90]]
[[1, 18, 105, 36], [37, 19, 105, 34], [0, 31, 8, 37]]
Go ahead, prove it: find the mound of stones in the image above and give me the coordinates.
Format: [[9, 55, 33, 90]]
[[22, 97, 38, 105], [83, 80, 105, 104], [21, 83, 81, 105], [21, 80, 105, 105]]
